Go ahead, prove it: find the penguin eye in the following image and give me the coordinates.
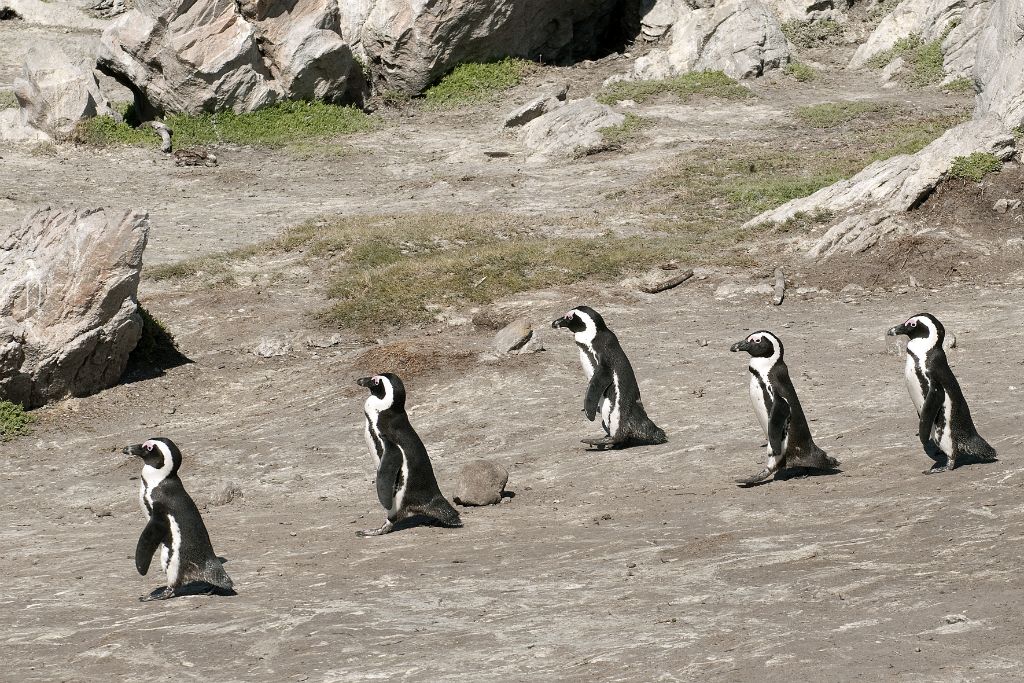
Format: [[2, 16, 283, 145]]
[[907, 320, 917, 328], [372, 377, 380, 386], [566, 311, 575, 319], [752, 335, 762, 343], [144, 443, 153, 451]]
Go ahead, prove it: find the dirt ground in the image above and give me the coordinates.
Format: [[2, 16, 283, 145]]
[[3, 7, 1024, 682]]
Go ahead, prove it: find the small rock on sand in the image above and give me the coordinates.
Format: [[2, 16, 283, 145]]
[[453, 460, 509, 506]]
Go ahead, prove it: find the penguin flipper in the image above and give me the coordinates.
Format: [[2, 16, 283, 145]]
[[918, 382, 944, 449], [584, 366, 613, 421], [135, 511, 168, 576], [375, 440, 403, 511]]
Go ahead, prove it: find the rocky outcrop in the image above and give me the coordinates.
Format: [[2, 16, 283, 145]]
[[97, 0, 365, 116], [3, 45, 115, 142], [0, 208, 149, 408], [748, 0, 1023, 258], [633, 0, 791, 81], [360, 0, 619, 95], [520, 97, 624, 159], [848, 0, 993, 82], [0, 0, 107, 28]]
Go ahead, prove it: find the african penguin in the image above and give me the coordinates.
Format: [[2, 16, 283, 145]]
[[730, 331, 839, 485], [123, 438, 234, 601], [887, 313, 996, 473], [357, 373, 461, 536], [552, 306, 667, 450]]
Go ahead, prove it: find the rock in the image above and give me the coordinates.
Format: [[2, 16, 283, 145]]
[[0, 207, 149, 408], [97, 0, 365, 117], [502, 83, 569, 128], [253, 338, 291, 358], [9, 44, 115, 141], [632, 0, 791, 81], [880, 56, 905, 84], [942, 331, 957, 351], [639, 0, 687, 41], [762, 0, 847, 21], [520, 97, 624, 159], [208, 482, 243, 507], [0, 0, 107, 28], [993, 198, 1022, 213], [494, 318, 532, 354], [360, 0, 619, 95], [173, 148, 218, 167], [452, 460, 509, 507], [974, 0, 1024, 127]]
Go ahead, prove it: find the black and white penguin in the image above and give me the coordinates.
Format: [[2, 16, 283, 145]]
[[730, 331, 839, 485], [123, 438, 234, 601], [887, 313, 996, 473], [551, 306, 667, 449], [357, 373, 462, 536]]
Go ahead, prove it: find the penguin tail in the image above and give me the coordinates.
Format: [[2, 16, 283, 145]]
[[200, 558, 234, 591], [425, 496, 463, 528], [963, 434, 997, 462]]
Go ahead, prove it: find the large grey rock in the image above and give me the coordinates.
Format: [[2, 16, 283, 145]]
[[8, 45, 115, 141], [97, 0, 364, 116], [453, 460, 509, 506], [848, 0, 993, 82], [632, 0, 791, 81], [0, 207, 149, 408], [0, 0, 107, 28], [748, 0, 1022, 259], [360, 0, 619, 95], [520, 97, 624, 159]]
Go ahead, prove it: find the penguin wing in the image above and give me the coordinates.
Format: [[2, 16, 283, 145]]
[[375, 439, 404, 510], [767, 394, 791, 457], [135, 505, 169, 576], [584, 365, 613, 421], [918, 380, 944, 446]]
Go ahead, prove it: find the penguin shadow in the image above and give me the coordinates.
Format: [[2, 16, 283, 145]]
[[389, 515, 465, 534], [737, 466, 844, 488], [142, 582, 237, 601]]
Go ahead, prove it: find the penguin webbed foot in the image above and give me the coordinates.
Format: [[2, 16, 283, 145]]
[[581, 436, 618, 451], [139, 586, 176, 602], [356, 520, 394, 537], [735, 468, 776, 487]]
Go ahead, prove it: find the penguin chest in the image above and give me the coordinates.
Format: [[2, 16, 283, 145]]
[[578, 348, 595, 380], [904, 354, 927, 414], [748, 373, 772, 438], [364, 415, 383, 470], [139, 481, 152, 517]]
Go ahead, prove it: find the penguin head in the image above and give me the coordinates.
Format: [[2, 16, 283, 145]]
[[357, 373, 406, 411], [887, 313, 944, 343], [730, 331, 783, 359], [123, 437, 182, 476], [552, 306, 606, 334]]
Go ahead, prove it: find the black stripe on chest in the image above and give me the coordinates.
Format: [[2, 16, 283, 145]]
[[748, 366, 773, 405]]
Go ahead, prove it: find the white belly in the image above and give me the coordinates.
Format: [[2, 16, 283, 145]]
[[390, 448, 410, 515], [364, 419, 381, 470], [163, 514, 181, 584], [579, 349, 594, 379], [932, 393, 954, 456], [749, 374, 770, 438], [904, 356, 926, 414]]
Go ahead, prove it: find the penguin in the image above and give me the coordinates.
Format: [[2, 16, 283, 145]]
[[123, 437, 234, 601], [551, 306, 667, 450], [730, 331, 839, 485], [887, 313, 996, 473], [356, 373, 462, 536]]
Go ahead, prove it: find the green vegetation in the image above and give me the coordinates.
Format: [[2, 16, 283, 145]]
[[598, 71, 751, 105], [947, 152, 1002, 182], [868, 0, 900, 22], [781, 19, 844, 48], [783, 61, 816, 82], [596, 113, 652, 152], [867, 25, 955, 87], [422, 58, 533, 108], [75, 101, 376, 148], [795, 100, 897, 128], [0, 401, 34, 441], [942, 77, 974, 93], [0, 90, 17, 110]]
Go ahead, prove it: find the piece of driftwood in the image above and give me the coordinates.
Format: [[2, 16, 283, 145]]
[[772, 267, 785, 306], [148, 121, 173, 153], [640, 268, 694, 294]]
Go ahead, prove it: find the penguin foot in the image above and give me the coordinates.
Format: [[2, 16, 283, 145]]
[[356, 520, 394, 537], [735, 468, 776, 487], [922, 465, 951, 475], [581, 436, 618, 451], [139, 586, 176, 602]]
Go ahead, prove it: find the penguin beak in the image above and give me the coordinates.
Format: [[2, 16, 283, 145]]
[[123, 444, 145, 457], [730, 340, 750, 353], [356, 376, 373, 388], [551, 316, 568, 329], [886, 324, 904, 337]]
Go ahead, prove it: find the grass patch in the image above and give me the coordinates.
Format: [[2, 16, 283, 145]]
[[597, 71, 751, 105], [781, 19, 844, 48], [74, 101, 375, 148], [867, 26, 954, 87], [597, 113, 652, 151], [947, 152, 1002, 182], [422, 58, 532, 108], [0, 90, 17, 110], [783, 62, 816, 82], [0, 400, 34, 441], [942, 76, 974, 93], [795, 100, 896, 127]]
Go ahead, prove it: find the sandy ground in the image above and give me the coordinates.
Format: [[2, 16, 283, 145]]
[[3, 6, 1024, 681]]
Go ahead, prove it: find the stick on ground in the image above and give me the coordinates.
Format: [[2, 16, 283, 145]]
[[773, 267, 785, 306], [640, 268, 694, 294]]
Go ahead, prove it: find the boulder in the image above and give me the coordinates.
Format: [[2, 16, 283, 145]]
[[520, 97, 624, 159], [0, 207, 149, 408], [0, 0, 107, 28], [492, 318, 544, 354], [452, 460, 509, 506], [502, 82, 569, 128], [360, 0, 619, 95], [8, 45, 115, 141], [97, 0, 364, 116], [761, 0, 848, 21], [632, 0, 791, 81]]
